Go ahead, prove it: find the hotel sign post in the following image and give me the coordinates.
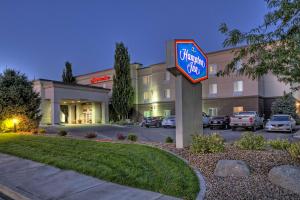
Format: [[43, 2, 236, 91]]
[[167, 39, 208, 148]]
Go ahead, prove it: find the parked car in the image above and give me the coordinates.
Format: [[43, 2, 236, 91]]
[[139, 117, 147, 127], [162, 116, 176, 128], [265, 114, 296, 133], [230, 111, 264, 131], [203, 112, 210, 128], [210, 116, 230, 129], [145, 116, 163, 128]]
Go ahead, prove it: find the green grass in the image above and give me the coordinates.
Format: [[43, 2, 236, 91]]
[[0, 134, 199, 200]]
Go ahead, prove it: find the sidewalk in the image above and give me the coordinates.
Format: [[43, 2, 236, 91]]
[[0, 153, 180, 200]]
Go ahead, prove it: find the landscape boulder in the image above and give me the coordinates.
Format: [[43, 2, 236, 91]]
[[268, 165, 300, 195], [214, 160, 250, 177]]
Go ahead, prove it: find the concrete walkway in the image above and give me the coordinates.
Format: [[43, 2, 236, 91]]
[[0, 153, 180, 200]]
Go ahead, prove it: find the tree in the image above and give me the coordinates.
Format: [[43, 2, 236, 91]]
[[0, 69, 42, 131], [271, 92, 297, 117], [218, 0, 300, 90], [62, 61, 76, 83], [111, 42, 134, 120]]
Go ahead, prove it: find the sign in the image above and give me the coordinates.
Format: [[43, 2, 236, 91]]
[[175, 39, 208, 83], [90, 75, 110, 84]]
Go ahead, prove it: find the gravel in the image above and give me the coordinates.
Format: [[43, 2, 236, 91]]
[[153, 143, 300, 200]]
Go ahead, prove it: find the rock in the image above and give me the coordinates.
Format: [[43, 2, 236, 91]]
[[268, 165, 300, 195], [214, 160, 250, 177]]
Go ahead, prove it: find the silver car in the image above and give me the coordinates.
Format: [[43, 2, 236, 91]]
[[265, 114, 296, 133], [162, 116, 176, 128]]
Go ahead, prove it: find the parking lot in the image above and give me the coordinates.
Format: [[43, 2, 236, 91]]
[[44, 124, 300, 143]]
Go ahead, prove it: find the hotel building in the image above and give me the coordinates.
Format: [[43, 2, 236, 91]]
[[75, 47, 300, 122], [35, 46, 300, 125]]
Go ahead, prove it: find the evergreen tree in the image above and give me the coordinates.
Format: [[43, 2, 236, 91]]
[[271, 92, 297, 117], [62, 61, 76, 83], [218, 0, 300, 90], [0, 69, 42, 131], [111, 42, 134, 120]]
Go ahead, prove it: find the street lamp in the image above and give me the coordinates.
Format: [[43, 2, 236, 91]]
[[12, 118, 19, 133]]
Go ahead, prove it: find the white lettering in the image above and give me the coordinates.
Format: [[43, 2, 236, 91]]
[[179, 48, 205, 76]]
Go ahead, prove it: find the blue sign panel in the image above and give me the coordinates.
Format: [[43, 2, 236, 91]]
[[175, 40, 208, 83]]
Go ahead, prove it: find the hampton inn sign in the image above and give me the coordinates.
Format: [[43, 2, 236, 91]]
[[175, 39, 208, 83], [90, 75, 111, 84]]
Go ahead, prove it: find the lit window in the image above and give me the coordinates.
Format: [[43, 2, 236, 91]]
[[144, 92, 149, 100], [208, 108, 218, 116], [235, 60, 243, 70], [165, 71, 170, 81], [233, 106, 244, 113], [164, 89, 171, 98], [144, 111, 151, 117], [143, 75, 151, 85], [209, 64, 217, 75], [209, 83, 217, 94], [234, 81, 243, 92], [102, 83, 106, 88], [164, 110, 171, 117]]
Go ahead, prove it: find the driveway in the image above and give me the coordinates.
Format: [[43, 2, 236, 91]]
[[43, 124, 300, 143]]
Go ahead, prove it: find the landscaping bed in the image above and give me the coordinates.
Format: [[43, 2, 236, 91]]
[[157, 143, 300, 200], [0, 133, 199, 200]]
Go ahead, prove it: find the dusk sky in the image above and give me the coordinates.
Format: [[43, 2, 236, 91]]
[[0, 0, 268, 80]]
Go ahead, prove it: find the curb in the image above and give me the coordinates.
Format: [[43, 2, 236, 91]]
[[140, 143, 206, 200], [0, 184, 30, 200]]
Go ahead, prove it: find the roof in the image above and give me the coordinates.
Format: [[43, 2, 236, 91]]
[[36, 79, 111, 91]]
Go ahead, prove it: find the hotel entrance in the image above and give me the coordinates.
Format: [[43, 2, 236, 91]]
[[82, 103, 93, 124]]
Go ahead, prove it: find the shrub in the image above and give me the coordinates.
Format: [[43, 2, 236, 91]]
[[165, 136, 173, 143], [287, 142, 300, 160], [117, 133, 126, 140], [235, 132, 266, 150], [191, 133, 225, 153], [38, 128, 46, 134], [58, 130, 67, 136], [85, 132, 97, 139], [268, 139, 291, 150], [32, 129, 38, 135], [127, 134, 137, 142]]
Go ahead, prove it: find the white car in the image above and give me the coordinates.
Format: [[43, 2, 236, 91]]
[[265, 114, 296, 133], [162, 116, 176, 128]]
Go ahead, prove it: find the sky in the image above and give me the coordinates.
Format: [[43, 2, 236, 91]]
[[0, 0, 268, 80]]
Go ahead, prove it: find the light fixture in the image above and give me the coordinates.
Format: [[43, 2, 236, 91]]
[[12, 118, 19, 133]]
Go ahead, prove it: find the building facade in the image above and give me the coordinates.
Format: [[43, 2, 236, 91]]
[[75, 47, 300, 121]]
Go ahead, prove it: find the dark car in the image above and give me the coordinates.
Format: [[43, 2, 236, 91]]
[[145, 117, 163, 128], [210, 116, 230, 129]]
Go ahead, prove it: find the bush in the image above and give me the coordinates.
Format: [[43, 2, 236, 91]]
[[117, 133, 126, 140], [235, 132, 266, 150], [287, 142, 300, 160], [268, 139, 291, 150], [58, 130, 67, 136], [191, 133, 225, 153], [85, 132, 97, 139], [38, 128, 46, 134], [127, 134, 137, 142], [165, 136, 173, 143], [32, 129, 38, 135]]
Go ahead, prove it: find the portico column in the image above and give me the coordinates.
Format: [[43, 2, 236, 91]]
[[101, 102, 109, 124], [51, 100, 61, 125], [92, 102, 101, 124], [76, 103, 82, 124], [68, 105, 76, 124]]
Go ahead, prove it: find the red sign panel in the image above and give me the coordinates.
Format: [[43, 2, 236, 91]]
[[90, 75, 110, 84]]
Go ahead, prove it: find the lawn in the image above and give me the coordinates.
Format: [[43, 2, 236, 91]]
[[0, 134, 199, 200]]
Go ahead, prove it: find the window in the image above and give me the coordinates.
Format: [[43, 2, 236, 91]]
[[233, 106, 244, 113], [144, 111, 151, 117], [143, 75, 151, 85], [208, 108, 218, 116], [102, 83, 106, 88], [143, 92, 149, 100], [209, 83, 217, 95], [164, 110, 171, 117], [234, 81, 243, 92], [165, 71, 170, 81], [164, 89, 171, 98], [235, 60, 243, 70], [209, 64, 217, 75]]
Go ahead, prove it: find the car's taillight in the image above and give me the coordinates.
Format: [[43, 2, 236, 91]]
[[249, 117, 253, 123]]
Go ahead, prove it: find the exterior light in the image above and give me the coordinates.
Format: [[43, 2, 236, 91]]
[[77, 101, 81, 103], [12, 118, 19, 133], [296, 102, 300, 107]]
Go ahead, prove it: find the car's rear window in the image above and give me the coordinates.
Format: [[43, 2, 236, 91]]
[[271, 116, 290, 121], [212, 117, 224, 120], [237, 112, 256, 115]]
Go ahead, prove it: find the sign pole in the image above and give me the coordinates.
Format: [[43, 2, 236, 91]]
[[166, 39, 208, 148]]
